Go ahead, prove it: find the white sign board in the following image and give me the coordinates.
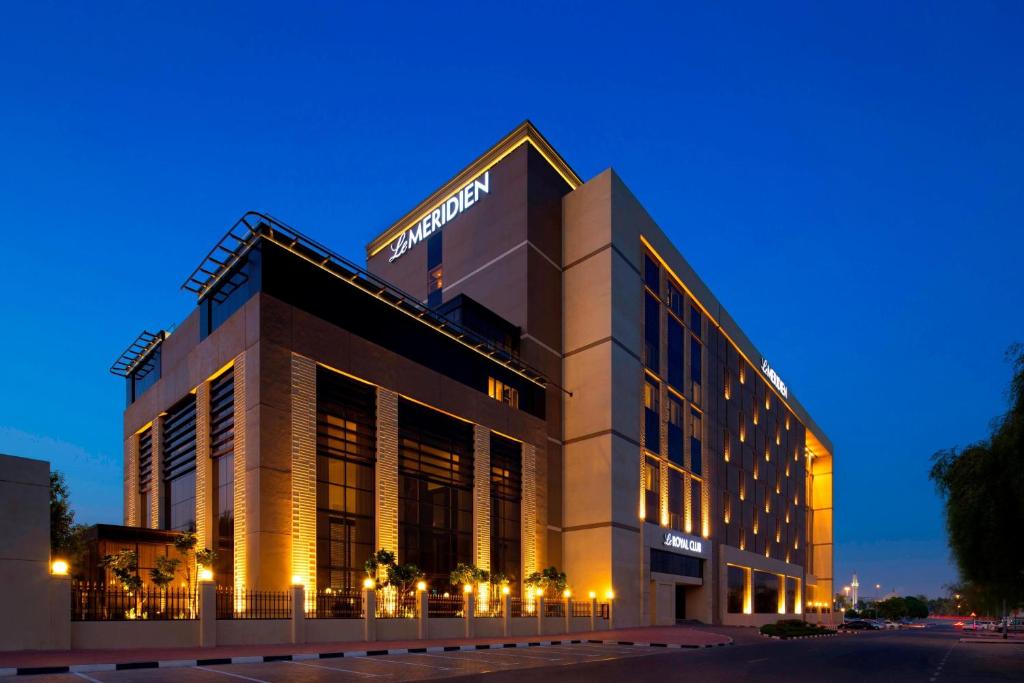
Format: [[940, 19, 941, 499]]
[[388, 171, 491, 263]]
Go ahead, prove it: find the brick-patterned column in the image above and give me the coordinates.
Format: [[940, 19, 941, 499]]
[[684, 472, 693, 534], [195, 381, 212, 549], [659, 385, 669, 527], [290, 354, 317, 598], [701, 478, 711, 538], [233, 353, 248, 597], [375, 388, 399, 559], [521, 443, 537, 584], [125, 434, 138, 526], [472, 426, 491, 571], [151, 418, 163, 530]]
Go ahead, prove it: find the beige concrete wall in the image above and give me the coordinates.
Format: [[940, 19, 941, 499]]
[[0, 454, 62, 651], [71, 621, 198, 650], [305, 619, 365, 644], [216, 619, 291, 646], [375, 619, 418, 642]]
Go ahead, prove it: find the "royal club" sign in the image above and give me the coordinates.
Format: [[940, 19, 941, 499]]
[[662, 531, 710, 558]]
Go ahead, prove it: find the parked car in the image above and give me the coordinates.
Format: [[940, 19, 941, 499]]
[[882, 620, 900, 629], [962, 621, 996, 631], [839, 620, 878, 630]]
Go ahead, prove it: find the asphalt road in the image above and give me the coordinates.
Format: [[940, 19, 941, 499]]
[[450, 627, 1024, 683]]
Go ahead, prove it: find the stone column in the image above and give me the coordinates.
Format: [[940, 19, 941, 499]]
[[151, 417, 163, 529], [232, 353, 248, 599], [417, 590, 429, 640], [195, 381, 213, 550], [472, 425, 491, 610], [464, 592, 475, 638], [290, 584, 306, 644], [48, 575, 71, 651], [199, 580, 217, 647], [364, 588, 377, 641], [125, 434, 139, 526], [375, 389, 399, 559], [502, 592, 511, 637], [290, 354, 317, 597], [521, 443, 537, 584]]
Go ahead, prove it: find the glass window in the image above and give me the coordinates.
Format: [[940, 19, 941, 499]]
[[644, 457, 660, 522], [667, 316, 683, 390], [650, 549, 702, 578], [690, 408, 703, 475], [643, 377, 660, 453], [727, 566, 746, 613], [427, 265, 443, 307], [667, 282, 683, 317], [427, 232, 443, 270], [753, 571, 780, 614], [398, 399, 474, 591], [786, 576, 800, 614], [644, 293, 660, 372], [691, 476, 703, 536], [689, 304, 702, 336], [668, 468, 683, 531], [316, 367, 377, 591], [201, 245, 262, 340], [490, 434, 521, 589], [690, 335, 702, 386], [644, 254, 659, 293], [667, 393, 683, 466], [488, 377, 519, 409], [162, 395, 197, 532]]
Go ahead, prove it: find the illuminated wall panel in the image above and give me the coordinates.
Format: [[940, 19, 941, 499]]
[[290, 354, 317, 597], [521, 443, 537, 584], [195, 381, 212, 549], [150, 418, 162, 530], [232, 353, 247, 600], [375, 388, 399, 558], [125, 434, 138, 526], [472, 425, 491, 572]]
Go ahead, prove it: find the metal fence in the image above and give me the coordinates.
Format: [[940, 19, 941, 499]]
[[376, 590, 418, 619], [543, 599, 565, 618], [509, 596, 533, 618], [570, 601, 592, 618], [427, 595, 465, 618], [598, 602, 610, 619], [216, 587, 292, 619], [475, 597, 504, 617], [71, 583, 197, 621], [308, 589, 363, 619]]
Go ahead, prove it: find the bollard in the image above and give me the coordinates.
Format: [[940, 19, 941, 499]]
[[418, 590, 429, 640], [364, 588, 377, 641], [290, 584, 305, 644], [199, 580, 217, 647]]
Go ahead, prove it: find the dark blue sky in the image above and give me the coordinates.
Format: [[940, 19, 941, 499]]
[[1, 2, 1021, 598]]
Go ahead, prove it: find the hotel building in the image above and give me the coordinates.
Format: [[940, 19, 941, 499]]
[[114, 122, 833, 627]]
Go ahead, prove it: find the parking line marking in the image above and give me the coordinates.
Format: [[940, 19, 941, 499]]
[[470, 649, 569, 661], [197, 666, 270, 683], [358, 656, 451, 670], [286, 659, 389, 677], [410, 652, 521, 667], [73, 674, 104, 683]]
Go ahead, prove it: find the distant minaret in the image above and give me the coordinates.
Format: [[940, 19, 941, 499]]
[[851, 574, 860, 605]]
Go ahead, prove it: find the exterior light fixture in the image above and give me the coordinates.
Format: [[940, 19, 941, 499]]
[[563, 589, 571, 599], [51, 560, 69, 576], [605, 590, 615, 600], [291, 575, 304, 586], [416, 580, 427, 592], [502, 585, 511, 595], [463, 584, 473, 594], [363, 578, 375, 589], [199, 567, 214, 582]]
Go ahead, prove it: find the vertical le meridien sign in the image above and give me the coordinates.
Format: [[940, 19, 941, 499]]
[[388, 171, 491, 262], [760, 358, 788, 398]]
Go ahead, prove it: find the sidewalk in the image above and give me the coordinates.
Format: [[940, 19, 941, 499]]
[[0, 625, 731, 671]]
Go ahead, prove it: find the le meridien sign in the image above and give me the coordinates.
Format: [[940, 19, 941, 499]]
[[662, 531, 710, 559], [388, 171, 491, 263], [760, 357, 788, 398]]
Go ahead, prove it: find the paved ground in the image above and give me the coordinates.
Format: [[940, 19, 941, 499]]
[[9, 624, 1024, 681]]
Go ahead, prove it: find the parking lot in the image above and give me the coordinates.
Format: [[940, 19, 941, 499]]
[[15, 643, 674, 682]]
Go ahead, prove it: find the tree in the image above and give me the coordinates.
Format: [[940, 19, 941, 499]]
[[930, 344, 1024, 613], [524, 566, 568, 595], [149, 555, 181, 592], [388, 563, 424, 593], [364, 548, 397, 586], [49, 471, 76, 557], [450, 563, 488, 590], [101, 549, 143, 591], [905, 596, 929, 619]]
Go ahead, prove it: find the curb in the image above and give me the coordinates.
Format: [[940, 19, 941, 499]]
[[0, 637, 733, 677], [759, 631, 840, 640]]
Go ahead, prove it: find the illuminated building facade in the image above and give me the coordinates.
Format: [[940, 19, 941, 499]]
[[116, 122, 833, 626]]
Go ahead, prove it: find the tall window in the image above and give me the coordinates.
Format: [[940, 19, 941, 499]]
[[427, 233, 443, 307], [643, 377, 660, 453], [727, 565, 746, 613], [689, 408, 703, 476], [487, 377, 519, 409], [754, 571, 780, 614], [667, 282, 683, 317], [667, 316, 683, 390], [644, 293, 660, 372], [210, 369, 235, 586], [643, 254, 660, 292], [691, 475, 703, 535], [690, 335, 702, 402], [138, 429, 152, 528], [316, 368, 376, 591], [163, 395, 197, 532], [667, 393, 683, 466], [644, 456, 660, 522], [398, 399, 473, 590], [668, 468, 683, 531], [490, 434, 521, 587]]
